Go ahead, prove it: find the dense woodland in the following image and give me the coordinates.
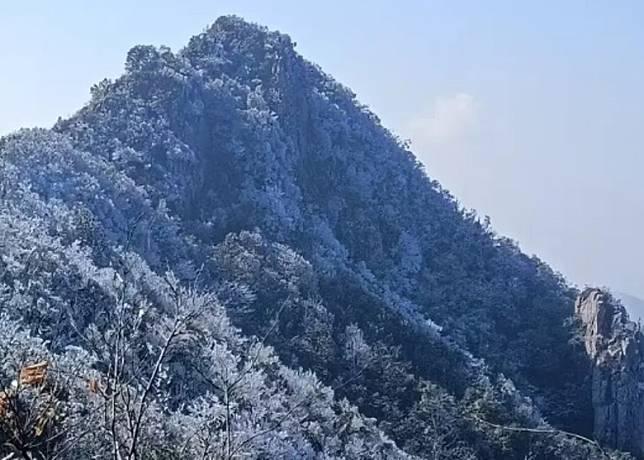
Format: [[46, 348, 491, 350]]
[[0, 16, 634, 459]]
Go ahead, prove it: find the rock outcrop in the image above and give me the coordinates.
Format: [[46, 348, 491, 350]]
[[576, 288, 644, 456]]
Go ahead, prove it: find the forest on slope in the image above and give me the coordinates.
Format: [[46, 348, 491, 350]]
[[0, 16, 635, 459]]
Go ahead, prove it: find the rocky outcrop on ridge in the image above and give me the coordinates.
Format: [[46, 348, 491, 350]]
[[576, 288, 644, 457]]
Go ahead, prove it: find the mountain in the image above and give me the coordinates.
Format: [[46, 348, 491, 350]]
[[617, 292, 644, 322], [0, 16, 638, 459]]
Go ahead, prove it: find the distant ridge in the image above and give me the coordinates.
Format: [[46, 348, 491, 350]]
[[617, 291, 644, 322]]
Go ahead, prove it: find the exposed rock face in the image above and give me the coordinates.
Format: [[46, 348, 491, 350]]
[[576, 288, 644, 456]]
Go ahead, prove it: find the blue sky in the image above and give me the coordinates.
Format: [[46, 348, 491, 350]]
[[2, 1, 644, 297]]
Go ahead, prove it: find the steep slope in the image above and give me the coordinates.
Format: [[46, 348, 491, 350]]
[[0, 15, 636, 459], [0, 129, 408, 459]]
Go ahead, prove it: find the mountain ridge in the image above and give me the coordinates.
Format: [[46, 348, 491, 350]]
[[617, 291, 644, 322]]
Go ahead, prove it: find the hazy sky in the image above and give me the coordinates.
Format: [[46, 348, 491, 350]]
[[2, 1, 643, 297]]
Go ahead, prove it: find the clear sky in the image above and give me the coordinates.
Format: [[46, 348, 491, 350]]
[[2, 1, 643, 298]]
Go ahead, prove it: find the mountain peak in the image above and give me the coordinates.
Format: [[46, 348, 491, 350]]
[[182, 15, 297, 79], [206, 15, 283, 40]]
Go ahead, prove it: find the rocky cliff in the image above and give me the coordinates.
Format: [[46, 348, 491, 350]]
[[577, 288, 644, 456]]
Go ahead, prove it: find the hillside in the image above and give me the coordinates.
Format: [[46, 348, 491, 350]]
[[0, 16, 637, 459]]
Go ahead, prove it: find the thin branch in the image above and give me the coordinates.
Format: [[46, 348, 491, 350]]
[[469, 414, 610, 459], [126, 320, 180, 460]]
